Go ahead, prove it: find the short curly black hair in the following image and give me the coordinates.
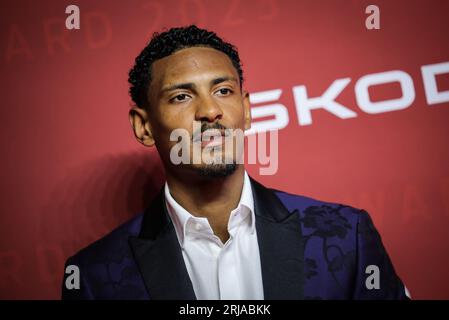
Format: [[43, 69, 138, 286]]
[[128, 25, 244, 109]]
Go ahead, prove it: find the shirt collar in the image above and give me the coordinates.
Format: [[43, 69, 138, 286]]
[[236, 171, 255, 233], [164, 171, 255, 247]]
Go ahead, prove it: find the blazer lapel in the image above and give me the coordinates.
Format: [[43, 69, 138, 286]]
[[128, 189, 196, 300], [128, 178, 304, 300], [250, 177, 305, 299]]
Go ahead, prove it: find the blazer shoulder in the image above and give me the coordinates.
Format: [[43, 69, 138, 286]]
[[67, 213, 144, 266], [272, 188, 367, 222], [62, 213, 148, 300]]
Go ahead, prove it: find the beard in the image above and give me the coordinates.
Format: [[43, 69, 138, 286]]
[[195, 162, 237, 178], [191, 121, 239, 178]]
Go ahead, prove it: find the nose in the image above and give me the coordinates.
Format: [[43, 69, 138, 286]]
[[194, 94, 223, 123]]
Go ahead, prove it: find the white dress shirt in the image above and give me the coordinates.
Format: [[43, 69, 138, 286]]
[[164, 171, 264, 300]]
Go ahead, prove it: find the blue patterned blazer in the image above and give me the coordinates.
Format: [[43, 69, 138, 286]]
[[62, 178, 408, 300]]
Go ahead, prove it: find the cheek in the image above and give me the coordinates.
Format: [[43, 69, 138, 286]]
[[225, 101, 246, 128], [154, 110, 194, 143], [168, 111, 195, 132]]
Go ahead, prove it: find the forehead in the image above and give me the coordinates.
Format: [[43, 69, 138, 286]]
[[150, 46, 238, 87]]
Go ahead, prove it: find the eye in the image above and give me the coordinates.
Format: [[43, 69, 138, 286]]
[[170, 94, 190, 103], [216, 88, 233, 96]]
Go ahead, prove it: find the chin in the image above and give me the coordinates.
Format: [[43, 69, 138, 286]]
[[195, 163, 237, 178]]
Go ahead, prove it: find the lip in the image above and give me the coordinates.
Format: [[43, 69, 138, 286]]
[[193, 129, 226, 148], [201, 135, 224, 148]]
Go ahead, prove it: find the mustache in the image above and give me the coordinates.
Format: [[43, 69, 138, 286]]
[[192, 122, 229, 142], [201, 122, 227, 132]]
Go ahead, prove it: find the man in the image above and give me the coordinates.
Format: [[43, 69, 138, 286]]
[[62, 25, 408, 300]]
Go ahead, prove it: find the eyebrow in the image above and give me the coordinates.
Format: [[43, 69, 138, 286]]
[[161, 76, 238, 95]]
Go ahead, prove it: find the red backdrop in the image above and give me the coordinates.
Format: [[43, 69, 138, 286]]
[[1, 0, 448, 299]]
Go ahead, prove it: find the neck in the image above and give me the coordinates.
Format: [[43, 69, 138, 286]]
[[165, 165, 245, 243]]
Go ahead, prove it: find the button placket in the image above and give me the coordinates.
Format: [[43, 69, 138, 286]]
[[217, 240, 240, 299]]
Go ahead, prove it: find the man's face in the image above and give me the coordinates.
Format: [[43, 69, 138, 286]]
[[131, 46, 251, 178]]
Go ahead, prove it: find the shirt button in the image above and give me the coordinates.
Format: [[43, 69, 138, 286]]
[[194, 223, 203, 231]]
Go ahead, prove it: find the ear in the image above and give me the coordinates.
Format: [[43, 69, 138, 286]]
[[129, 107, 155, 147], [242, 90, 251, 130]]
